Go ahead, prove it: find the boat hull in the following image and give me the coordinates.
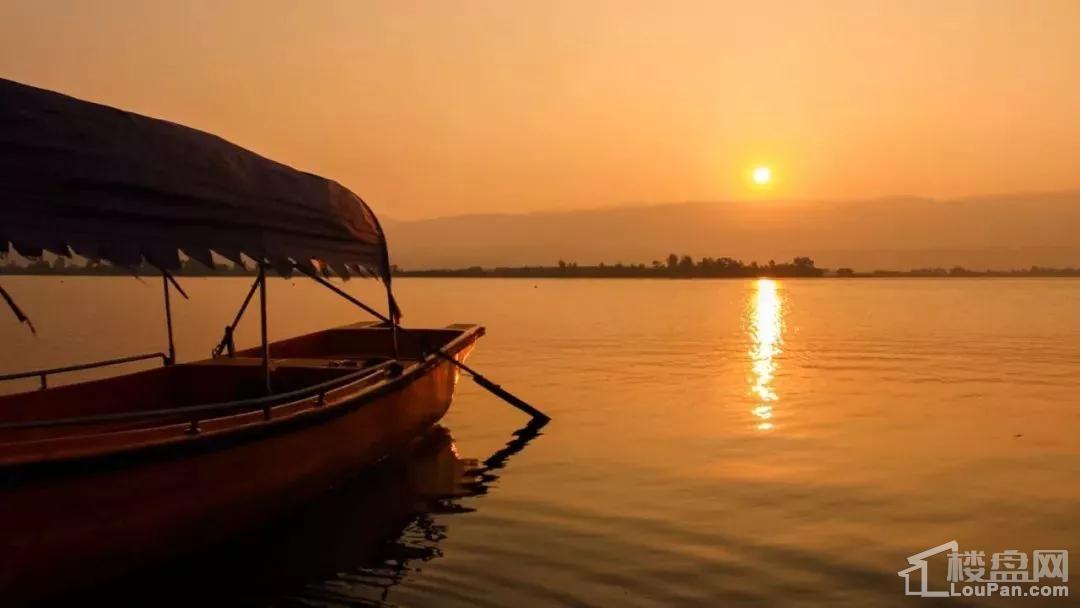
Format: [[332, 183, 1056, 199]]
[[0, 339, 473, 602]]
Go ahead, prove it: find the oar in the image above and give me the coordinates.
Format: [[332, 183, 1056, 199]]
[[299, 269, 550, 422], [443, 357, 550, 422]]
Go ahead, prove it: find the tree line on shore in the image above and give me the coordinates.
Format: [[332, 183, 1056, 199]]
[[396, 254, 825, 278], [394, 256, 1080, 278]]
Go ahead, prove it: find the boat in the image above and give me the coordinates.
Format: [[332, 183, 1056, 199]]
[[0, 77, 545, 601]]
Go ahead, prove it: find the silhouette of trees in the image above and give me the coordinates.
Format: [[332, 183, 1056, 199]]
[[391, 255, 828, 278]]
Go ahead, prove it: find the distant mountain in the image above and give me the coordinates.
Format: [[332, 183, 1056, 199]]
[[382, 192, 1080, 272]]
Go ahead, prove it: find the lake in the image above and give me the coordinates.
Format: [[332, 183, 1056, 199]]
[[1, 276, 1078, 606]]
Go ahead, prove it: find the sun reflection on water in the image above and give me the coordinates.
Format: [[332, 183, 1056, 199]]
[[749, 279, 783, 431]]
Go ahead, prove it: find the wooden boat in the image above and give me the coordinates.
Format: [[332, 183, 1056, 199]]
[[0, 78, 542, 601], [0, 322, 480, 598]]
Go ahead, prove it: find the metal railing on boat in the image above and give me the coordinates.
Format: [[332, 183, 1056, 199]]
[[0, 352, 170, 390], [0, 360, 398, 433]]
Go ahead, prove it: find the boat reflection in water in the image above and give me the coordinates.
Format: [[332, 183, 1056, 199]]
[[749, 278, 783, 431], [70, 420, 546, 606]]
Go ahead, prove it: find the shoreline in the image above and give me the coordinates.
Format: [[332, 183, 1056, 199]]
[[3, 271, 1080, 280]]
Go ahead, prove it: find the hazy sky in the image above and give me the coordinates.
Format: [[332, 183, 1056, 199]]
[[1, 1, 1078, 219]]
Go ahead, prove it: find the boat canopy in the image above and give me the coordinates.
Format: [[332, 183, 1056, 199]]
[[0, 78, 391, 281]]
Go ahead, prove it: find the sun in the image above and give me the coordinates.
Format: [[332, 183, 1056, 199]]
[[751, 166, 772, 186]]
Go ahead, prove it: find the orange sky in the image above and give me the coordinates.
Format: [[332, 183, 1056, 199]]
[[1, 1, 1079, 219]]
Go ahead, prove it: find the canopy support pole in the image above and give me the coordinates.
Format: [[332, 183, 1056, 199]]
[[0, 282, 35, 335], [162, 273, 175, 365], [297, 267, 550, 422], [386, 283, 399, 358], [258, 264, 271, 395], [212, 275, 261, 357]]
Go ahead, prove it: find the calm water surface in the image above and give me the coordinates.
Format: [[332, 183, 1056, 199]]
[[1, 277, 1078, 607]]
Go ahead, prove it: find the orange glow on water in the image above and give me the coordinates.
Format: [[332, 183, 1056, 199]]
[[749, 279, 783, 430]]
